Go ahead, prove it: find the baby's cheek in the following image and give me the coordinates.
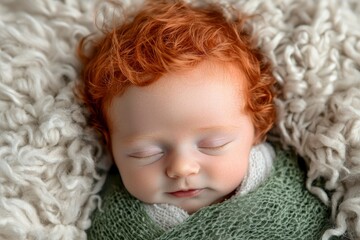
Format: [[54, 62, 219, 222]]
[[207, 156, 249, 191], [120, 167, 161, 203]]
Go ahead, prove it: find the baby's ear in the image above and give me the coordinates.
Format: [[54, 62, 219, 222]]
[[253, 130, 263, 145]]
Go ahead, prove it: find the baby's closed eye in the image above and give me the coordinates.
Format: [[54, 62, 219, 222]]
[[128, 148, 164, 159], [197, 137, 234, 154]]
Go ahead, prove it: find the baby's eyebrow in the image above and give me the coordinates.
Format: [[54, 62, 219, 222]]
[[193, 125, 240, 133], [120, 134, 161, 146]]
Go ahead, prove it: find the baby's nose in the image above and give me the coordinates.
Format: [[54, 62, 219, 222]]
[[166, 153, 200, 178]]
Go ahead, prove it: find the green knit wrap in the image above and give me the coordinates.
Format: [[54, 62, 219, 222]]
[[87, 149, 331, 240]]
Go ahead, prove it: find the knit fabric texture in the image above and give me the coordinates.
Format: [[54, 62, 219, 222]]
[[87, 149, 331, 240], [236, 142, 275, 196]]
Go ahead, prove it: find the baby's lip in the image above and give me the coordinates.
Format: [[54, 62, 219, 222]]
[[168, 189, 204, 198]]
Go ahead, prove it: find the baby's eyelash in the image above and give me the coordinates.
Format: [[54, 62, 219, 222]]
[[199, 142, 231, 150], [128, 152, 163, 159]]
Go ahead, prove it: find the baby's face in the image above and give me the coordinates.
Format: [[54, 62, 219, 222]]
[[108, 60, 255, 213]]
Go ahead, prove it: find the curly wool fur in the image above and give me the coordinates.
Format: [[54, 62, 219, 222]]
[[0, 0, 359, 239], [246, 1, 360, 239], [0, 1, 111, 239]]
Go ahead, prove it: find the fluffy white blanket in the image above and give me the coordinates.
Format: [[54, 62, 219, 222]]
[[0, 0, 359, 239]]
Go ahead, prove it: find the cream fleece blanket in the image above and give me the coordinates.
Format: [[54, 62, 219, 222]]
[[0, 0, 359, 239]]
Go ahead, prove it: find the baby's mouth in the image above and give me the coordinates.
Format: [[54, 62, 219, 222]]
[[168, 189, 204, 198]]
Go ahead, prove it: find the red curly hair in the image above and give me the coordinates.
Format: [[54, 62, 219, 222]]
[[77, 0, 276, 144]]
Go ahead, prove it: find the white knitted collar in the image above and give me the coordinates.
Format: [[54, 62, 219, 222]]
[[235, 142, 275, 196]]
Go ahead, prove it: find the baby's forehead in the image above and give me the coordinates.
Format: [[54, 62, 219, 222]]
[[108, 59, 248, 127], [127, 60, 245, 93], [109, 60, 248, 118]]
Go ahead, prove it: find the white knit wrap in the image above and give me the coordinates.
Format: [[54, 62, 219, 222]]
[[144, 142, 275, 231]]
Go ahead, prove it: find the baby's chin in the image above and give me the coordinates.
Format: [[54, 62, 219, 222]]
[[138, 189, 238, 214], [170, 194, 235, 214]]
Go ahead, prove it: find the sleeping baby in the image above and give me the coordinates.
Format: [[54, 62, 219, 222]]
[[77, 0, 331, 239]]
